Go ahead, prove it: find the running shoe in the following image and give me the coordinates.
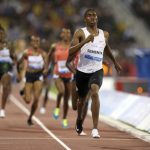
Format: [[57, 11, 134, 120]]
[[40, 107, 46, 114], [91, 129, 100, 138], [0, 109, 5, 118], [75, 119, 83, 134], [19, 89, 24, 96], [53, 108, 60, 120], [79, 131, 87, 136], [62, 119, 68, 128], [27, 118, 34, 126]]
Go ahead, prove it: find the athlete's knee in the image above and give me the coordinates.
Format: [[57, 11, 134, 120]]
[[34, 89, 42, 100], [24, 95, 32, 104], [72, 106, 77, 111], [90, 84, 99, 97], [24, 98, 31, 104], [34, 93, 41, 101], [3, 85, 11, 92], [59, 90, 64, 97], [32, 100, 38, 108], [77, 99, 84, 107], [72, 101, 77, 110]]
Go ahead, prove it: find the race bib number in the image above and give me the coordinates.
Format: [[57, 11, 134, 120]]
[[58, 60, 70, 73], [8, 71, 13, 76], [39, 75, 43, 81]]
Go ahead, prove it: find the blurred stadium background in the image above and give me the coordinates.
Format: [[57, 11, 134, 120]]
[[0, 0, 150, 95]]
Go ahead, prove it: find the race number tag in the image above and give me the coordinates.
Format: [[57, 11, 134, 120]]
[[39, 75, 43, 81], [58, 60, 70, 73]]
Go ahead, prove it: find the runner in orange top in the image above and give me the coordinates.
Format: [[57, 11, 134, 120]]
[[48, 28, 72, 128]]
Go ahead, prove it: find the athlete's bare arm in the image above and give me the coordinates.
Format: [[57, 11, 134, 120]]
[[69, 29, 94, 56], [67, 28, 94, 73], [17, 50, 28, 73], [104, 31, 122, 74], [48, 43, 55, 64], [66, 59, 76, 74], [16, 50, 28, 82], [66, 29, 82, 73], [8, 42, 16, 60], [66, 47, 77, 74], [42, 51, 48, 75]]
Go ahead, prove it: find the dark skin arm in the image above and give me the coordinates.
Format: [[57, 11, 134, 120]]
[[42, 43, 55, 76], [68, 29, 94, 57], [104, 31, 122, 74], [67, 28, 95, 73], [17, 50, 28, 73], [42, 51, 49, 75], [16, 50, 28, 82], [66, 54, 77, 74], [48, 43, 56, 65], [5, 41, 17, 63]]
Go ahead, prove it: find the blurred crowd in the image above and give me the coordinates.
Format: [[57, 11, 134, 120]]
[[131, 0, 150, 28], [0, 0, 144, 77]]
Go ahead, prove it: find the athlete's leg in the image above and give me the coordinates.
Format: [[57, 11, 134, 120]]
[[89, 70, 103, 138], [63, 81, 71, 119], [76, 95, 89, 135], [77, 97, 86, 120], [62, 80, 71, 127], [0, 73, 11, 117], [75, 96, 86, 133], [40, 78, 51, 114], [55, 78, 65, 108], [81, 91, 90, 124], [90, 83, 101, 138], [71, 80, 78, 110], [53, 78, 65, 119], [24, 82, 33, 104], [75, 70, 89, 133], [43, 78, 51, 108], [28, 80, 43, 125], [19, 60, 27, 95], [90, 84, 100, 129], [43, 86, 49, 107]]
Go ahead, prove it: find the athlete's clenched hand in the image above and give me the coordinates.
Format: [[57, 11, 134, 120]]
[[84, 34, 94, 43]]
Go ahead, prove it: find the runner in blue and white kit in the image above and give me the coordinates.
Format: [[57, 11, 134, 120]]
[[68, 8, 122, 138]]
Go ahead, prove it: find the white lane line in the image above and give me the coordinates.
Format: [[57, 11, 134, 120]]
[[10, 94, 71, 150], [0, 137, 135, 140], [49, 93, 150, 144], [49, 92, 150, 143]]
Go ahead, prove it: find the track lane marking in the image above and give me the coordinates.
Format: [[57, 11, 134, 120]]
[[49, 92, 150, 143], [10, 94, 71, 150], [0, 137, 137, 140]]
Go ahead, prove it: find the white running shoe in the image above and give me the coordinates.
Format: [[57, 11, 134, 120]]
[[0, 109, 5, 118], [40, 107, 46, 114], [79, 131, 87, 136], [91, 129, 100, 138]]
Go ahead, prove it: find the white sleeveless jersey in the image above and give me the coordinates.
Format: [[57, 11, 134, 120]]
[[0, 48, 13, 64], [28, 55, 44, 70], [77, 27, 106, 73]]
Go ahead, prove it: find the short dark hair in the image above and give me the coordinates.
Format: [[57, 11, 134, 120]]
[[84, 8, 96, 18]]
